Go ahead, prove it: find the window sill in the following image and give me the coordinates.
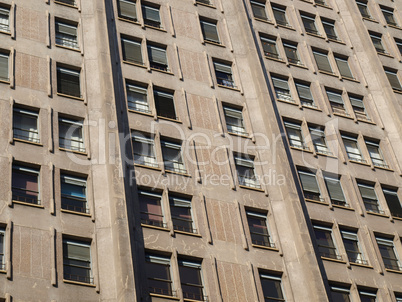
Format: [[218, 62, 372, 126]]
[[362, 17, 378, 24], [194, 2, 216, 9], [0, 30, 11, 36], [348, 159, 370, 166], [123, 60, 147, 69], [238, 185, 264, 192], [387, 24, 402, 30], [54, 1, 78, 9], [0, 270, 6, 274], [377, 52, 394, 59], [217, 84, 241, 92], [332, 204, 354, 211], [333, 112, 354, 120], [356, 118, 376, 125], [301, 104, 321, 111], [340, 76, 359, 83], [63, 279, 96, 287], [59, 147, 88, 156], [366, 211, 389, 218], [141, 223, 170, 232], [253, 17, 273, 25], [290, 146, 312, 153], [150, 293, 180, 300], [265, 56, 286, 64], [144, 24, 167, 32], [288, 62, 309, 69], [227, 132, 251, 139], [318, 70, 338, 78], [157, 116, 182, 124], [55, 44, 81, 53], [321, 256, 346, 264], [391, 216, 402, 221], [385, 268, 402, 274], [315, 3, 332, 9], [306, 32, 325, 40], [56, 93, 84, 101], [0, 79, 10, 85], [392, 89, 402, 94], [174, 230, 202, 237], [305, 198, 328, 205], [150, 68, 174, 76], [13, 200, 44, 208], [184, 298, 207, 302], [327, 38, 345, 45], [61, 209, 91, 217], [13, 138, 43, 146], [316, 152, 337, 158], [134, 163, 161, 171], [251, 244, 279, 252], [373, 165, 393, 172], [165, 170, 191, 177], [276, 24, 295, 31], [277, 98, 298, 106], [128, 109, 154, 117], [204, 40, 225, 48], [117, 17, 141, 26], [350, 262, 373, 269]]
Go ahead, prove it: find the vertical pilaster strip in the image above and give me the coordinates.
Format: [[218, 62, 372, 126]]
[[222, 19, 233, 52], [199, 193, 212, 244], [171, 248, 183, 300], [6, 220, 12, 280], [88, 169, 96, 222], [349, 175, 365, 216], [367, 93, 384, 129], [167, 4, 175, 37], [210, 256, 223, 302], [213, 95, 224, 136], [216, 0, 224, 13], [182, 88, 191, 129], [48, 106, 53, 152], [316, 81, 330, 116], [243, 102, 255, 143], [77, 0, 81, 12], [79, 17, 84, 56], [85, 113, 91, 160], [8, 154, 12, 207], [232, 58, 243, 95], [47, 56, 52, 97], [9, 47, 14, 88], [5, 293, 11, 302], [255, 151, 268, 196], [10, 2, 15, 39], [163, 188, 174, 236], [9, 97, 13, 144], [203, 51, 214, 88], [174, 44, 183, 80], [155, 131, 164, 174], [247, 261, 259, 302], [236, 200, 249, 250], [92, 234, 100, 293], [365, 226, 384, 275], [384, 137, 402, 176], [46, 11, 50, 48], [192, 140, 202, 183], [267, 207, 284, 256], [148, 80, 156, 119], [195, 12, 204, 44], [81, 63, 87, 104], [353, 54, 368, 88], [49, 163, 55, 215], [225, 147, 236, 190], [137, 0, 144, 28], [50, 227, 57, 286]]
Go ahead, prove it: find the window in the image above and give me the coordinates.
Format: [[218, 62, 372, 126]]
[[142, 3, 161, 28], [121, 37, 143, 65], [126, 82, 150, 113], [118, 0, 137, 22], [196, 0, 211, 4], [145, 253, 174, 296], [356, 0, 372, 19], [213, 60, 236, 88], [295, 81, 315, 107], [57, 66, 81, 98], [381, 6, 398, 27], [63, 239, 92, 284], [272, 5, 289, 27], [322, 19, 338, 41], [313, 225, 340, 260], [395, 293, 402, 302], [359, 289, 377, 302], [365, 139, 388, 168], [357, 182, 382, 214], [161, 140, 186, 174], [61, 174, 88, 214], [315, 0, 327, 6], [334, 56, 354, 79], [154, 89, 176, 120], [342, 134, 364, 162], [13, 107, 40, 143], [0, 7, 10, 33], [246, 210, 274, 247], [395, 38, 402, 55], [349, 94, 369, 121], [12, 164, 40, 205], [313, 50, 333, 74], [327, 90, 347, 115], [223, 106, 247, 136], [272, 76, 293, 102], [369, 32, 386, 54], [285, 121, 307, 150], [283, 41, 301, 65], [147, 43, 169, 72], [250, 0, 268, 21], [309, 126, 331, 155], [385, 68, 402, 92], [330, 285, 351, 302], [298, 170, 322, 201], [139, 190, 165, 227], [132, 133, 158, 168], [55, 20, 78, 50], [169, 195, 195, 233], [0, 228, 4, 271], [59, 117, 85, 153], [178, 259, 204, 301], [56, 0, 77, 7], [383, 187, 402, 218], [324, 175, 347, 207], [260, 36, 280, 60], [0, 52, 9, 82], [234, 155, 260, 189], [376, 237, 401, 271], [200, 19, 220, 44], [259, 272, 285, 302], [341, 230, 367, 265], [301, 13, 319, 35]]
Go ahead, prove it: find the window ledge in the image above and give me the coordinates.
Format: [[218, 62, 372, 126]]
[[306, 32, 325, 40], [332, 204, 354, 211], [174, 230, 202, 237], [387, 24, 402, 30], [204, 40, 225, 48], [321, 256, 346, 263], [276, 24, 295, 31], [385, 268, 402, 274], [378, 52, 394, 59], [340, 76, 359, 83], [301, 104, 321, 111], [227, 132, 251, 139], [13, 138, 43, 147], [141, 223, 170, 232], [13, 200, 44, 208], [157, 116, 182, 124], [61, 209, 91, 217], [165, 170, 191, 177], [391, 216, 402, 221], [366, 211, 389, 218], [350, 262, 373, 269], [150, 293, 180, 300], [290, 146, 312, 153], [238, 185, 264, 192], [251, 244, 279, 252], [63, 279, 96, 287], [150, 68, 174, 76], [392, 89, 402, 94], [123, 60, 147, 69], [134, 163, 161, 171], [128, 109, 154, 117], [54, 1, 78, 9], [0, 30, 11, 36], [0, 270, 6, 274], [265, 56, 286, 64], [56, 93, 84, 101], [373, 165, 393, 172], [144, 24, 167, 32], [315, 151, 336, 158], [348, 159, 370, 166], [253, 17, 273, 24], [327, 38, 345, 45], [0, 79, 10, 85], [117, 17, 141, 26], [315, 3, 332, 9], [305, 198, 328, 205], [194, 2, 216, 9], [277, 98, 298, 106], [288, 62, 309, 69], [362, 17, 378, 23], [333, 112, 354, 120], [59, 147, 88, 156], [356, 118, 376, 125], [318, 70, 338, 78], [55, 44, 81, 53], [217, 84, 241, 92]]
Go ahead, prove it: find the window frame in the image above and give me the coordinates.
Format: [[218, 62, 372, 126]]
[[62, 238, 93, 284], [246, 210, 274, 248], [13, 107, 40, 144], [298, 169, 323, 202], [160, 139, 186, 174], [145, 253, 175, 297], [301, 13, 320, 36], [0, 6, 10, 34], [334, 56, 354, 80], [58, 117, 86, 153], [259, 271, 286, 302], [357, 182, 383, 214], [384, 68, 402, 92], [380, 6, 398, 27], [139, 190, 166, 228], [118, 0, 137, 22], [200, 18, 220, 44], [212, 60, 236, 89], [147, 43, 169, 72], [121, 36, 143, 66], [313, 49, 333, 74], [56, 65, 81, 98], [283, 41, 302, 65], [295, 81, 315, 107], [369, 32, 386, 54], [169, 195, 196, 234], [55, 19, 79, 50], [340, 230, 367, 265], [322, 19, 339, 41], [365, 139, 388, 169], [349, 94, 370, 121], [271, 76, 293, 103], [342, 134, 365, 163], [250, 0, 269, 21], [356, 0, 372, 19], [0, 51, 9, 82], [324, 175, 348, 207], [132, 133, 158, 168], [234, 155, 261, 189], [309, 126, 332, 155], [12, 164, 40, 205], [284, 121, 308, 150], [178, 259, 205, 301], [60, 174, 88, 214], [142, 2, 162, 29], [153, 89, 177, 120], [222, 105, 248, 136], [313, 224, 341, 260], [382, 187, 402, 219], [126, 82, 150, 114], [376, 237, 401, 271], [272, 5, 289, 27], [260, 36, 281, 60], [330, 285, 352, 302], [0, 228, 4, 271]]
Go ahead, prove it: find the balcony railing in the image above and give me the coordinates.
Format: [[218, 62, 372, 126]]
[[13, 127, 40, 143], [56, 36, 79, 50], [59, 137, 86, 153], [150, 62, 170, 72], [149, 286, 176, 297], [141, 218, 167, 228], [238, 175, 261, 189], [12, 188, 39, 204], [64, 273, 93, 284], [61, 195, 89, 214]]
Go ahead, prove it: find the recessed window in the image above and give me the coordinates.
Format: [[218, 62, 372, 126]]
[[381, 6, 398, 27], [298, 169, 322, 202], [13, 107, 40, 143], [322, 19, 338, 40], [384, 68, 402, 92], [154, 89, 176, 120], [213, 60, 236, 88], [57, 66, 81, 98], [142, 3, 161, 28], [169, 195, 195, 233], [313, 224, 340, 260], [59, 117, 85, 153], [260, 36, 280, 60], [200, 18, 220, 44], [126, 82, 150, 113], [382, 187, 402, 219], [349, 94, 369, 121], [330, 285, 351, 302], [234, 155, 260, 189], [147, 43, 169, 72], [395, 38, 402, 55], [356, 0, 372, 19], [196, 0, 211, 4], [0, 6, 10, 33], [223, 105, 247, 136], [359, 289, 377, 302], [55, 20, 78, 50], [12, 164, 40, 205], [285, 121, 307, 150], [369, 32, 386, 54], [341, 230, 367, 265], [0, 52, 9, 82], [342, 134, 365, 163], [315, 0, 327, 5], [0, 228, 4, 271], [357, 182, 382, 214], [334, 56, 354, 79], [121, 37, 143, 65], [63, 238, 93, 284], [301, 13, 319, 35], [139, 190, 165, 227], [161, 139, 186, 174], [324, 175, 347, 207], [57, 0, 77, 7], [309, 126, 331, 155], [132, 133, 158, 168], [259, 272, 285, 302], [395, 293, 402, 302], [376, 237, 401, 271], [327, 89, 347, 115], [250, 0, 268, 21], [145, 253, 174, 296], [118, 0, 137, 22], [272, 5, 289, 27], [295, 81, 315, 107], [365, 139, 388, 168], [271, 76, 293, 102], [246, 210, 274, 247], [61, 174, 88, 214], [283, 41, 301, 65], [178, 259, 204, 301], [313, 50, 333, 74]]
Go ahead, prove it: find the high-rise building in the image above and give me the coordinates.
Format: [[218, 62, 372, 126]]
[[0, 0, 401, 301]]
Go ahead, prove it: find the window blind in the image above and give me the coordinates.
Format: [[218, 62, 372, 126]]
[[335, 57, 353, 79], [213, 61, 232, 74], [119, 0, 137, 20], [313, 51, 332, 73], [324, 177, 346, 202], [299, 171, 320, 193], [200, 20, 219, 43], [0, 53, 8, 81], [295, 83, 313, 100], [122, 38, 143, 64], [147, 45, 167, 65], [142, 5, 160, 23]]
